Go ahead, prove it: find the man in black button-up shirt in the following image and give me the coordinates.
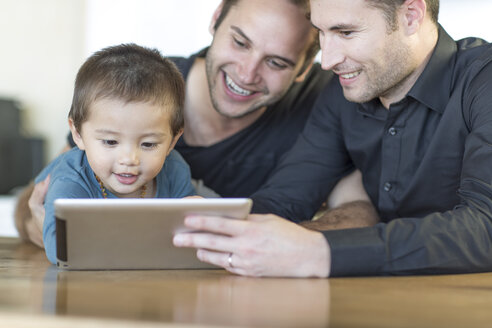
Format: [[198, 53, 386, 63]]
[[174, 0, 492, 277]]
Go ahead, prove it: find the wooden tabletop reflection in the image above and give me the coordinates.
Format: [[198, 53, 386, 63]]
[[1, 237, 492, 327]]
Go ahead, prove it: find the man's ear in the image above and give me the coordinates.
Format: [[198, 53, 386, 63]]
[[400, 0, 426, 35], [68, 118, 85, 150], [167, 129, 184, 156], [294, 60, 314, 83], [209, 1, 225, 35]]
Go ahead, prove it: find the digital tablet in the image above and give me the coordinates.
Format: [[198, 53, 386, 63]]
[[54, 198, 252, 270]]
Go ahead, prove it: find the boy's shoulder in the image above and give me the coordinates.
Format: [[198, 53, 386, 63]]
[[154, 150, 194, 197], [35, 148, 89, 183], [161, 150, 190, 173]]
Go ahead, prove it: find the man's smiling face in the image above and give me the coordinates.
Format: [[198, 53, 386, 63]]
[[205, 0, 315, 118]]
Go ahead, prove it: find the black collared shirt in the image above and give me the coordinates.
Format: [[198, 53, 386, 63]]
[[251, 27, 492, 276]]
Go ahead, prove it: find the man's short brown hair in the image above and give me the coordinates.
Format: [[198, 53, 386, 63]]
[[69, 44, 185, 136], [366, 0, 439, 31]]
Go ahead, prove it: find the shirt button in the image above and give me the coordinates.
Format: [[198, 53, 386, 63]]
[[383, 182, 392, 192], [388, 127, 397, 136]]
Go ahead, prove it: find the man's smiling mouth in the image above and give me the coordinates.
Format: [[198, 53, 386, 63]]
[[225, 74, 253, 96], [339, 71, 361, 79]]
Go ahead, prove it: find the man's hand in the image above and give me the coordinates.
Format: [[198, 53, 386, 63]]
[[14, 176, 49, 248], [173, 213, 331, 278]]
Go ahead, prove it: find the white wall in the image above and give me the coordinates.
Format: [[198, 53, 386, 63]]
[[439, 0, 491, 41], [85, 0, 221, 58], [0, 0, 220, 163], [0, 0, 490, 165], [0, 0, 86, 162]]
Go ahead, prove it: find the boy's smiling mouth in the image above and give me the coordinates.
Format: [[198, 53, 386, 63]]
[[115, 173, 139, 185]]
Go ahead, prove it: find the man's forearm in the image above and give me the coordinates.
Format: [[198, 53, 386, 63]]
[[300, 200, 379, 231]]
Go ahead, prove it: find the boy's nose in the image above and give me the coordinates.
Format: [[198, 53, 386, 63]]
[[119, 147, 139, 166]]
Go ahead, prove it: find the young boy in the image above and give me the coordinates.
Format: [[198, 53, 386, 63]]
[[36, 44, 196, 264]]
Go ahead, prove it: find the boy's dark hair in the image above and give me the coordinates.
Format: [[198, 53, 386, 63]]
[[213, 0, 319, 74], [69, 43, 185, 136], [366, 0, 439, 31]]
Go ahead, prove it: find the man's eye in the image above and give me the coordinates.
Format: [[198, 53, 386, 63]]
[[233, 37, 247, 48], [267, 58, 288, 70], [340, 31, 354, 37], [142, 142, 157, 149], [102, 140, 117, 146]]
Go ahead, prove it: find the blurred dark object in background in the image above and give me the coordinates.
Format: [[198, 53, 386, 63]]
[[0, 98, 44, 194]]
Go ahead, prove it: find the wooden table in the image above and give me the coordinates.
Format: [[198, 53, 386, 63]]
[[1, 237, 492, 327]]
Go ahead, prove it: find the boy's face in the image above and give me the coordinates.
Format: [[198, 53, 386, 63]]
[[205, 0, 315, 118], [70, 98, 181, 198]]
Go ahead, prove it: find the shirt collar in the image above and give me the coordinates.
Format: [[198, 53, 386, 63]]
[[360, 25, 457, 115], [407, 25, 457, 114]]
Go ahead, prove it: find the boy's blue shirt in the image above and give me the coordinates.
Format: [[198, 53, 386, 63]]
[[35, 147, 196, 264]]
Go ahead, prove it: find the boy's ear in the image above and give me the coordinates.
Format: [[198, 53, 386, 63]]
[[68, 118, 85, 150], [209, 1, 225, 35], [167, 129, 184, 156]]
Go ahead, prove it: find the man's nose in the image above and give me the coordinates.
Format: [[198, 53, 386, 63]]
[[320, 36, 345, 71], [237, 56, 262, 85]]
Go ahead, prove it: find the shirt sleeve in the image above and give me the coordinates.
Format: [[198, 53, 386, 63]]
[[251, 83, 355, 222], [325, 57, 492, 276], [43, 178, 91, 264]]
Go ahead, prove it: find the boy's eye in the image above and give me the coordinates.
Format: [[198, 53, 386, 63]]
[[142, 142, 158, 149], [102, 140, 117, 146]]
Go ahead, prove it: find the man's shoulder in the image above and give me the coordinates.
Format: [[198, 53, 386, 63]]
[[167, 55, 192, 79], [167, 48, 207, 79], [453, 37, 491, 75], [448, 37, 492, 101], [455, 36, 490, 53]]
